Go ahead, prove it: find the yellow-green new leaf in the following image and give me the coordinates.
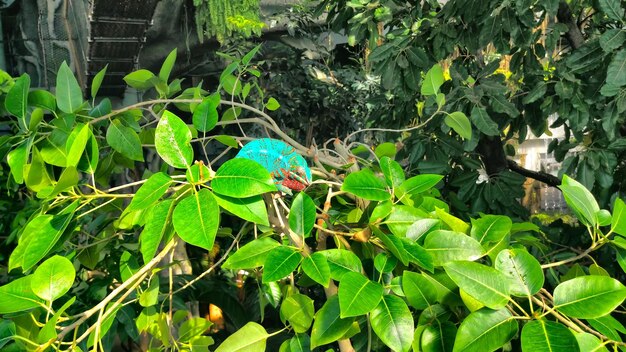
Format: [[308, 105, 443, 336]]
[[155, 111, 193, 169], [222, 237, 280, 270], [443, 261, 510, 309], [128, 173, 172, 211], [445, 111, 472, 140], [215, 322, 269, 352], [31, 255, 75, 301]]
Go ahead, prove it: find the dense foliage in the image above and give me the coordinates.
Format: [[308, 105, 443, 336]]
[[0, 40, 626, 352]]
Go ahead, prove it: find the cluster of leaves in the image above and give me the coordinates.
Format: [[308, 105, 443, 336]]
[[318, 0, 626, 215], [1, 46, 626, 352], [193, 0, 264, 43]]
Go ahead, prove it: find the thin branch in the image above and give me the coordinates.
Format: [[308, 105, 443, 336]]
[[507, 159, 562, 187]]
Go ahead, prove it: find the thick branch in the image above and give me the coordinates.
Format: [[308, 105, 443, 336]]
[[507, 159, 562, 187], [557, 1, 585, 50]]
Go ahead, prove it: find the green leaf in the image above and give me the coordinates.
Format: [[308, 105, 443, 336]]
[[214, 134, 239, 148], [419, 320, 457, 352], [27, 108, 42, 132], [559, 174, 600, 226], [173, 189, 220, 250], [371, 294, 414, 352], [470, 215, 512, 245], [28, 89, 57, 112], [193, 95, 219, 132], [374, 142, 396, 159], [214, 193, 269, 226], [435, 207, 470, 233], [222, 237, 280, 270], [311, 295, 354, 349], [374, 253, 398, 273], [453, 308, 518, 352], [222, 74, 242, 96], [521, 320, 579, 352], [553, 276, 626, 318], [421, 64, 444, 96], [301, 252, 331, 287], [402, 271, 437, 310], [383, 205, 428, 237], [397, 174, 443, 196], [139, 276, 159, 307], [155, 111, 193, 168], [575, 332, 609, 352], [212, 158, 277, 197], [406, 218, 440, 241], [91, 65, 107, 98], [0, 276, 44, 314], [612, 198, 626, 236], [5, 73, 30, 129], [140, 199, 174, 263], [289, 192, 316, 238], [124, 69, 156, 90], [374, 229, 410, 265], [598, 0, 625, 21], [214, 322, 269, 352], [66, 123, 91, 167], [178, 317, 212, 343], [320, 249, 363, 280], [400, 238, 434, 272], [10, 206, 76, 271], [31, 255, 75, 301], [7, 141, 30, 183], [107, 119, 144, 161], [37, 296, 75, 343], [266, 97, 280, 111], [607, 49, 626, 88], [380, 156, 405, 188], [424, 230, 484, 266], [338, 272, 383, 318], [445, 112, 472, 140], [159, 48, 177, 82], [443, 261, 510, 309], [523, 81, 548, 105], [56, 61, 84, 113], [341, 169, 390, 201], [128, 173, 172, 211], [288, 334, 311, 352], [495, 249, 544, 297], [262, 246, 302, 282], [280, 294, 314, 333], [470, 107, 499, 136], [600, 29, 626, 52]]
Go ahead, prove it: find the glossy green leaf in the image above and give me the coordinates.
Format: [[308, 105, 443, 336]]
[[266, 97, 280, 111], [56, 61, 84, 113], [319, 249, 358, 278], [470, 215, 512, 245], [9, 206, 75, 271], [7, 141, 30, 183], [27, 108, 41, 132], [374, 253, 398, 273], [435, 207, 470, 234], [155, 110, 193, 168], [495, 248, 544, 297], [288, 334, 311, 352], [375, 142, 397, 159], [139, 276, 159, 307], [338, 272, 383, 318], [66, 123, 91, 167], [193, 95, 219, 132], [212, 158, 277, 197], [419, 320, 456, 352], [214, 322, 269, 352], [28, 89, 56, 112], [553, 276, 626, 318], [25, 146, 52, 193], [310, 295, 354, 349], [289, 192, 316, 238], [403, 271, 437, 310], [405, 219, 440, 241], [140, 199, 174, 263], [559, 174, 599, 226], [124, 69, 156, 90], [384, 205, 428, 237], [443, 261, 510, 309], [374, 229, 410, 265], [87, 303, 120, 347], [470, 107, 499, 136], [301, 252, 331, 287], [179, 317, 212, 343], [397, 174, 443, 197], [400, 238, 434, 272], [172, 189, 220, 250], [37, 296, 75, 344], [424, 230, 485, 266], [214, 134, 239, 148], [445, 112, 472, 140], [0, 276, 44, 314], [371, 294, 414, 352], [31, 255, 75, 301], [159, 48, 177, 82], [612, 198, 626, 236], [214, 193, 269, 226], [280, 293, 314, 333], [5, 73, 30, 129], [575, 332, 609, 352], [521, 320, 579, 352], [107, 119, 144, 161], [262, 246, 302, 282], [341, 169, 390, 201], [453, 308, 517, 352], [380, 156, 405, 188], [222, 237, 280, 270], [421, 64, 444, 96], [128, 173, 172, 211], [91, 65, 107, 98]]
